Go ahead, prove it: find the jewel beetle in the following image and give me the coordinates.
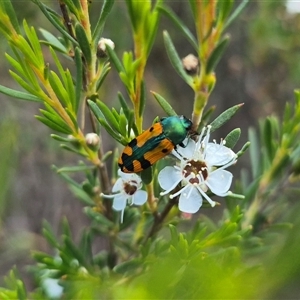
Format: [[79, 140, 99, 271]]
[[118, 115, 193, 173]]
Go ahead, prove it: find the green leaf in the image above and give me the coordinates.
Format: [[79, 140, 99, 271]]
[[263, 117, 278, 161], [118, 92, 131, 119], [64, 236, 88, 268], [96, 62, 111, 91], [49, 47, 68, 84], [65, 108, 78, 131], [60, 144, 87, 156], [23, 20, 44, 67], [141, 167, 153, 185], [106, 45, 125, 73], [61, 0, 80, 18], [9, 47, 40, 89], [113, 258, 141, 275], [217, 0, 234, 24], [57, 165, 95, 173], [16, 35, 40, 68], [9, 71, 38, 96], [0, 85, 41, 102], [74, 47, 83, 113], [84, 207, 114, 227], [53, 171, 94, 207], [206, 36, 230, 74], [5, 54, 25, 78], [118, 113, 128, 137], [224, 128, 241, 149], [42, 220, 60, 248], [248, 128, 260, 178], [210, 103, 243, 133], [50, 134, 71, 142], [40, 108, 71, 131], [95, 100, 120, 133], [224, 0, 249, 31], [31, 0, 78, 45], [39, 28, 68, 53], [139, 80, 146, 117], [236, 141, 250, 159], [49, 71, 69, 106], [1, 0, 20, 34], [152, 91, 177, 116], [158, 5, 198, 51], [35, 115, 72, 134], [88, 100, 123, 143], [65, 69, 76, 110], [79, 229, 93, 264], [163, 31, 193, 87], [75, 23, 92, 65], [92, 0, 115, 48]]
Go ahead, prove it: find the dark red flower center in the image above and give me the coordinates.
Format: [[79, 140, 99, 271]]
[[124, 180, 138, 195], [183, 160, 208, 184]]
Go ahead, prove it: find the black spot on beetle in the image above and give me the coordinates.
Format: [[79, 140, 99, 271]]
[[120, 153, 134, 171], [149, 126, 154, 132], [140, 156, 151, 169], [161, 148, 169, 153], [128, 138, 137, 147]]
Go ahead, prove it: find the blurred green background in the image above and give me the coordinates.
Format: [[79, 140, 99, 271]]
[[1, 0, 300, 296]]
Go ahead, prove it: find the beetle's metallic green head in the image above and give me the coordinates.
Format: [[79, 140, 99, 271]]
[[161, 115, 192, 146]]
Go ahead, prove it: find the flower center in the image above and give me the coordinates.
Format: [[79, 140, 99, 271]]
[[124, 180, 138, 195], [183, 160, 208, 184]]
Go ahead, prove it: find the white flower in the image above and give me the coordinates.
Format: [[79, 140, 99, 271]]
[[158, 126, 237, 214], [101, 170, 147, 222]]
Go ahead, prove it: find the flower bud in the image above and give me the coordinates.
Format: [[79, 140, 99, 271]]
[[85, 133, 100, 150], [97, 38, 115, 58], [182, 54, 199, 75]]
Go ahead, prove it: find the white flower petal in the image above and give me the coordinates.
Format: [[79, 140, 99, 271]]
[[112, 178, 124, 193], [176, 138, 196, 158], [132, 190, 148, 205], [118, 169, 141, 183], [206, 169, 233, 195], [158, 166, 182, 191], [112, 194, 127, 211], [178, 186, 203, 213], [205, 143, 236, 166]]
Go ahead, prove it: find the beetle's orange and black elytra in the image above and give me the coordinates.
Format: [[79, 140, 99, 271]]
[[118, 116, 193, 173]]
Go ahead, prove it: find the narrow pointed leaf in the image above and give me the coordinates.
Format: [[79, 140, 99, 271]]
[[96, 63, 111, 91], [158, 5, 197, 51], [163, 31, 193, 86], [210, 103, 243, 133], [75, 23, 92, 65], [35, 115, 72, 134], [74, 47, 83, 113], [39, 28, 68, 53], [224, 128, 241, 149], [2, 0, 20, 33], [32, 0, 78, 45], [0, 85, 41, 102], [224, 0, 249, 30], [139, 80, 146, 117], [92, 0, 115, 47], [206, 36, 230, 74], [106, 45, 125, 73], [152, 91, 177, 116]]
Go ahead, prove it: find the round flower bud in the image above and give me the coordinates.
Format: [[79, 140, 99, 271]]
[[85, 133, 100, 150], [182, 54, 199, 75], [97, 38, 115, 58]]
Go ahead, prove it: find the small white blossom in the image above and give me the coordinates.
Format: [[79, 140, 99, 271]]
[[97, 38, 115, 58], [101, 170, 147, 222], [85, 133, 100, 149], [158, 126, 237, 214]]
